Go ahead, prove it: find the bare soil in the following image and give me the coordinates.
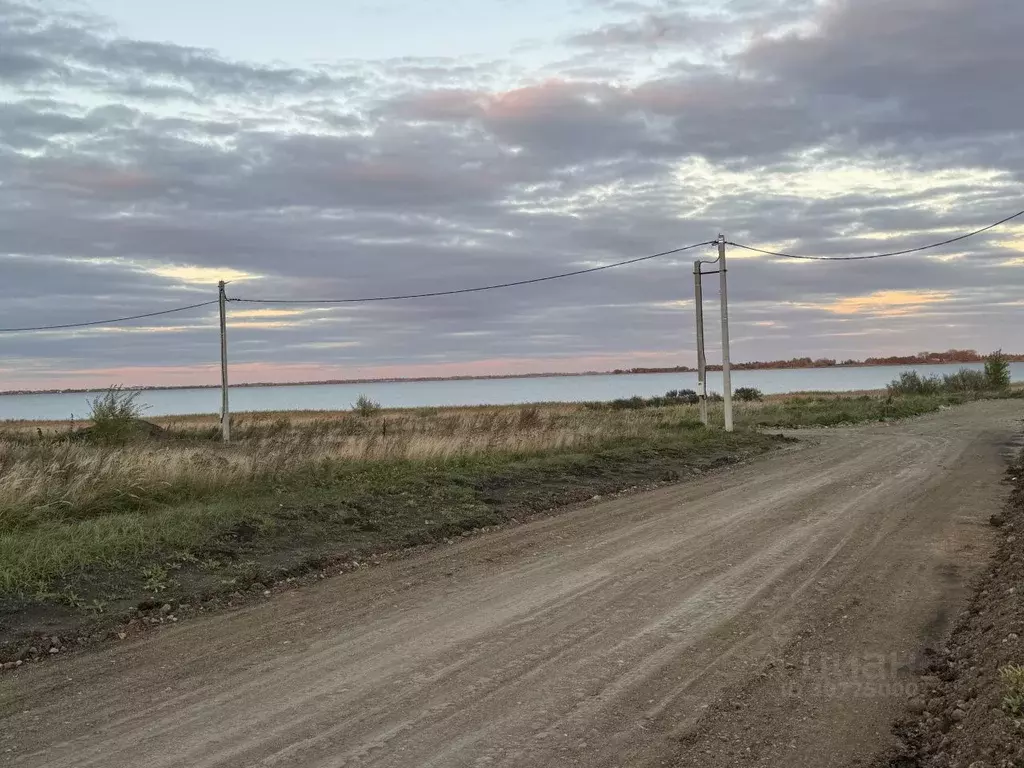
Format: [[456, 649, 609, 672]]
[[0, 400, 1020, 768], [879, 434, 1024, 768]]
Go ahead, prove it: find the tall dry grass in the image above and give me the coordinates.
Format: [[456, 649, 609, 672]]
[[0, 403, 703, 528]]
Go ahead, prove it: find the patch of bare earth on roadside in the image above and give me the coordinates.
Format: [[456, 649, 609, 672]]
[[880, 440, 1024, 768]]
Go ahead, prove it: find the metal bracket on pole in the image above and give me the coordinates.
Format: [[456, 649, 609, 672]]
[[218, 281, 230, 444]]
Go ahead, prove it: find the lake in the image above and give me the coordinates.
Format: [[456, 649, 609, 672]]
[[1, 362, 1021, 421]]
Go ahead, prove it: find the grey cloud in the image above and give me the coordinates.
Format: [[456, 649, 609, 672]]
[[0, 0, 360, 98], [0, 0, 1023, 386]]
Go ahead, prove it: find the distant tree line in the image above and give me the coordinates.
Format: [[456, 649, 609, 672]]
[[610, 349, 1024, 375]]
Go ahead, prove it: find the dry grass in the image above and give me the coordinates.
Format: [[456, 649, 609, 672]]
[[4, 391, 1011, 600], [0, 404, 703, 529], [3, 392, 1007, 530]]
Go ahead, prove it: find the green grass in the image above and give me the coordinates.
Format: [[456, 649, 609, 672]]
[[1001, 664, 1024, 717], [0, 427, 776, 598], [735, 393, 975, 429], [1, 390, 1018, 631]]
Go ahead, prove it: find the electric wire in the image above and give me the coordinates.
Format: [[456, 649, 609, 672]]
[[2, 206, 1021, 333], [0, 300, 219, 333], [726, 208, 1024, 261], [230, 241, 716, 305]]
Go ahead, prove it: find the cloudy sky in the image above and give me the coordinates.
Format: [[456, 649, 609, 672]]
[[1, 0, 1023, 390]]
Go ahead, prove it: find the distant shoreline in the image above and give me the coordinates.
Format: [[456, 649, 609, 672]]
[[1, 354, 1019, 397]]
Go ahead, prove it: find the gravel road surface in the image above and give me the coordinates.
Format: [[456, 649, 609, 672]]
[[2, 400, 1020, 767]]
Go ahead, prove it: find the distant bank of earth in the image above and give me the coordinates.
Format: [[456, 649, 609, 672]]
[[2, 350, 1021, 396]]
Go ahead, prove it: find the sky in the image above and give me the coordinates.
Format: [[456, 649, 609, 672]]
[[1, 0, 1023, 390]]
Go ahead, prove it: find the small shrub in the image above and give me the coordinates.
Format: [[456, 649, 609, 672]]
[[985, 350, 1011, 390], [665, 389, 699, 404], [353, 394, 382, 416], [887, 371, 942, 396], [86, 386, 148, 444], [1001, 663, 1024, 717], [942, 368, 989, 393], [734, 387, 764, 402]]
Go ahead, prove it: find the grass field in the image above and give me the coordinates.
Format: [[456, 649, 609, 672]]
[[0, 388, 1018, 647]]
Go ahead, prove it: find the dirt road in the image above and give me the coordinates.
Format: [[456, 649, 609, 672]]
[[2, 400, 1020, 767]]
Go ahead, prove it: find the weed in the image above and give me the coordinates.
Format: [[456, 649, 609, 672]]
[[1001, 663, 1024, 717], [141, 564, 171, 593], [86, 386, 149, 444]]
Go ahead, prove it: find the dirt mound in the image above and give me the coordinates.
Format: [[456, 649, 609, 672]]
[[70, 419, 167, 441], [883, 454, 1024, 767]]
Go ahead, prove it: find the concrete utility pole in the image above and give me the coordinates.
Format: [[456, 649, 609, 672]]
[[693, 261, 708, 426], [718, 235, 733, 432], [218, 280, 230, 444]]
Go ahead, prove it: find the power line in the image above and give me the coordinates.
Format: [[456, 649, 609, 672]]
[[726, 208, 1024, 261], [230, 241, 716, 305], [0, 300, 219, 334]]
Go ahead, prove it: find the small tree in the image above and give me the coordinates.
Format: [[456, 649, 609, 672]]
[[734, 387, 764, 402], [352, 394, 382, 416], [985, 350, 1011, 390]]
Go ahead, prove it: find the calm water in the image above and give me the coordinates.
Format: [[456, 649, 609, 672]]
[[2, 362, 1022, 422]]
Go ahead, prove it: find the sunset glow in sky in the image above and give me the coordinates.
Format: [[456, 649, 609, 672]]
[[1, 0, 1023, 390]]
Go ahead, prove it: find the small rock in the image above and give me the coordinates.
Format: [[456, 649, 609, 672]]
[[263, 590, 271, 597], [968, 761, 988, 768], [950, 709, 966, 722], [160, 603, 173, 615], [1, 662, 16, 671], [908, 698, 926, 714], [48, 647, 59, 655]]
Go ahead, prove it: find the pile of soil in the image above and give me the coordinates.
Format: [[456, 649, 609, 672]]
[[70, 419, 166, 441], [884, 454, 1024, 767]]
